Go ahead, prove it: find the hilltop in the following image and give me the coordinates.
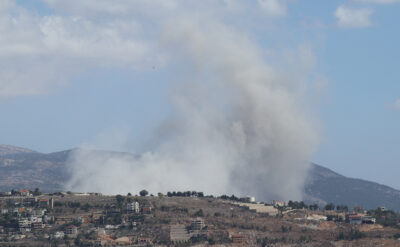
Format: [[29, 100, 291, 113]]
[[0, 144, 38, 156]]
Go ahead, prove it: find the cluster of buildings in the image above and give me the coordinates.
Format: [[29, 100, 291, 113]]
[[0, 190, 56, 234], [0, 189, 83, 241], [0, 190, 393, 246], [17, 209, 52, 233], [269, 200, 379, 226], [225, 197, 382, 228], [0, 190, 159, 245]]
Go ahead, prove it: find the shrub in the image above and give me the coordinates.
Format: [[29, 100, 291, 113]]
[[194, 209, 204, 217]]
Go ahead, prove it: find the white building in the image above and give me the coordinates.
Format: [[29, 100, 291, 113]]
[[31, 209, 46, 217], [272, 200, 287, 207], [29, 216, 42, 223], [126, 201, 140, 213], [53, 231, 65, 239], [191, 218, 205, 231], [18, 218, 30, 228], [362, 215, 376, 224]]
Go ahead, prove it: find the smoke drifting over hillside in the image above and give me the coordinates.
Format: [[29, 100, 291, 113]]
[[66, 12, 319, 201]]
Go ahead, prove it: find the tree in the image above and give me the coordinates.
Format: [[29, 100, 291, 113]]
[[81, 203, 92, 212], [139, 190, 148, 197], [324, 203, 335, 211], [230, 194, 239, 201], [309, 204, 319, 211], [116, 195, 124, 205], [336, 205, 348, 212], [127, 192, 132, 196], [194, 209, 204, 217], [288, 201, 307, 209], [33, 188, 41, 196]]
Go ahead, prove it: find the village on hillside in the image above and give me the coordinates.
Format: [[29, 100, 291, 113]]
[[1, 189, 400, 246]]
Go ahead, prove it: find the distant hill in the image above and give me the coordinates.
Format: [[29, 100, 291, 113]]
[[304, 164, 400, 211], [0, 148, 71, 192], [0, 144, 38, 156], [1, 146, 400, 211]]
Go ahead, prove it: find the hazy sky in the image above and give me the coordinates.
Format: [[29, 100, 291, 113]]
[[0, 0, 399, 189]]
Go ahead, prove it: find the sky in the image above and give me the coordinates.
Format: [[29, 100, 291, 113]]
[[0, 0, 399, 190]]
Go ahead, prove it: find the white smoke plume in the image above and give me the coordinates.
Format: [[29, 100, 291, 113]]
[[66, 10, 319, 201]]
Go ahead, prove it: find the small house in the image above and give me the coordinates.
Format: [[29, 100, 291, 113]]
[[142, 204, 152, 214], [191, 218, 205, 231], [20, 189, 31, 197], [65, 225, 78, 236], [349, 214, 363, 225], [231, 234, 247, 244], [138, 237, 152, 245], [31, 222, 44, 231], [362, 215, 376, 224]]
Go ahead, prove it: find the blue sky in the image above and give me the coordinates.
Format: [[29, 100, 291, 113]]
[[1, 0, 399, 189]]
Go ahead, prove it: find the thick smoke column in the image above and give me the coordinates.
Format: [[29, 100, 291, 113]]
[[66, 17, 318, 201]]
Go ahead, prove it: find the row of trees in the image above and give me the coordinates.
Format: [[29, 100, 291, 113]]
[[166, 191, 204, 197], [219, 194, 252, 202], [125, 190, 209, 198], [287, 201, 308, 209], [125, 190, 206, 198], [323, 203, 349, 212], [283, 201, 350, 212]]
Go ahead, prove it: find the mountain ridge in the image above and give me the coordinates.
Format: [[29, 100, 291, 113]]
[[0, 144, 39, 156], [1, 145, 399, 211], [304, 163, 400, 211]]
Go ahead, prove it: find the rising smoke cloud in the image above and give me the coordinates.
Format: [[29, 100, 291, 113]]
[[66, 9, 319, 201]]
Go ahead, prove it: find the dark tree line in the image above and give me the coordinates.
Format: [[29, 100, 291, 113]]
[[166, 191, 204, 197], [287, 201, 307, 209], [219, 194, 252, 203]]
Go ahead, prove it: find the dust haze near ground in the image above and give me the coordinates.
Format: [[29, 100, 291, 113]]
[[66, 12, 319, 202]]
